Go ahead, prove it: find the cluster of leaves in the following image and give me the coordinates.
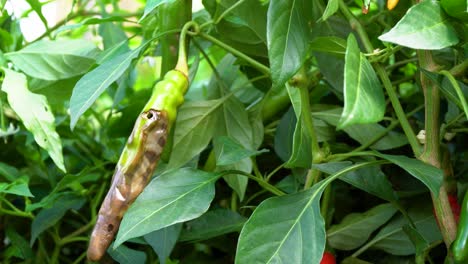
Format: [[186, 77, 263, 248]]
[[0, 0, 467, 263]]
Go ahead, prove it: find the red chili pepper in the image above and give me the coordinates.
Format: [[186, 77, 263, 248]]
[[433, 194, 461, 227], [320, 251, 336, 264], [449, 194, 461, 223]]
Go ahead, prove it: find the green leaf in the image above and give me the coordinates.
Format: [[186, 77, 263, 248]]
[[144, 224, 182, 264], [99, 22, 128, 50], [283, 84, 313, 168], [167, 99, 222, 169], [108, 243, 147, 264], [321, 0, 339, 21], [314, 162, 396, 202], [327, 203, 398, 250], [1, 69, 66, 172], [344, 124, 408, 150], [5, 227, 34, 260], [30, 193, 85, 245], [313, 107, 407, 150], [115, 168, 222, 247], [180, 209, 247, 242], [339, 34, 385, 129], [25, 0, 48, 29], [0, 162, 21, 181], [5, 39, 98, 80], [310, 36, 347, 57], [235, 184, 326, 264], [0, 176, 34, 197], [364, 203, 441, 255], [402, 225, 429, 256], [54, 16, 127, 36], [141, 0, 176, 21], [275, 108, 333, 163], [378, 0, 458, 50], [267, 0, 313, 90], [214, 136, 267, 166], [375, 152, 443, 196], [69, 44, 144, 129], [216, 96, 256, 200]]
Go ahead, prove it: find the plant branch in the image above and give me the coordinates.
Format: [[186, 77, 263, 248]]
[[197, 32, 270, 75], [222, 170, 285, 196], [418, 50, 457, 247], [449, 59, 468, 77], [338, 0, 421, 156]]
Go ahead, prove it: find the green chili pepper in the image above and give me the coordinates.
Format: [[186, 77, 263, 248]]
[[87, 21, 192, 261], [452, 191, 468, 263]]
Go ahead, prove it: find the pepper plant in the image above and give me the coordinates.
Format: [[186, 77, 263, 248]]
[[0, 0, 467, 263]]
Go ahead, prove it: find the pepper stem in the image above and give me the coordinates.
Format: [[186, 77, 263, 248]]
[[176, 21, 198, 76]]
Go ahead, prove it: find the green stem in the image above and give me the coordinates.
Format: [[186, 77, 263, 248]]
[[222, 170, 285, 196], [231, 191, 238, 211], [59, 236, 89, 245], [213, 0, 246, 25], [320, 184, 332, 227], [418, 50, 456, 247], [298, 78, 321, 160], [327, 151, 375, 162], [0, 208, 33, 218], [449, 59, 468, 77], [176, 21, 198, 75], [338, 0, 421, 157], [348, 105, 424, 154], [291, 68, 324, 190], [197, 32, 270, 75], [60, 222, 93, 245], [71, 252, 87, 264], [0, 95, 5, 133], [157, 0, 191, 83]]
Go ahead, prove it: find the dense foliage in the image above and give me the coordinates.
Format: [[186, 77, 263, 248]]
[[0, 0, 467, 263]]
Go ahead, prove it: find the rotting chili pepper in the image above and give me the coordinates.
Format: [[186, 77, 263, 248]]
[[452, 191, 468, 263], [86, 22, 192, 262]]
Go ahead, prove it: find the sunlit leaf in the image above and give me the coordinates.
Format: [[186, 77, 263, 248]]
[[339, 34, 385, 129], [115, 168, 222, 247], [69, 44, 144, 129], [267, 0, 313, 90], [378, 0, 458, 49], [1, 69, 66, 172], [5, 39, 98, 80], [236, 187, 326, 264], [167, 99, 222, 169], [321, 0, 339, 21], [141, 0, 176, 21]]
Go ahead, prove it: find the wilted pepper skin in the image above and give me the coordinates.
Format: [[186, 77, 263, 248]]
[[87, 68, 188, 261], [87, 109, 168, 261]]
